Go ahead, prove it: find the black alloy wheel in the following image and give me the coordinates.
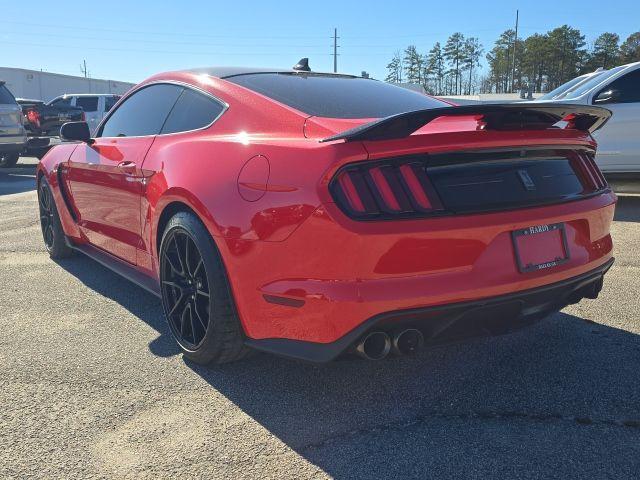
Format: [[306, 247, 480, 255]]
[[161, 229, 211, 349], [38, 181, 56, 249]]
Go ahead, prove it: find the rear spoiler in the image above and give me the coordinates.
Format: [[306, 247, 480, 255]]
[[319, 103, 612, 143]]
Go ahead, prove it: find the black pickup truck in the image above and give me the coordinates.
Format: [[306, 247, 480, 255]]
[[17, 98, 84, 137]]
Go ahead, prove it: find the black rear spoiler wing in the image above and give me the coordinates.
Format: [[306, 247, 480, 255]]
[[319, 103, 612, 143]]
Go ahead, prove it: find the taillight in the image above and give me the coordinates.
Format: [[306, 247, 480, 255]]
[[26, 109, 40, 127], [570, 151, 608, 191], [330, 159, 443, 220]]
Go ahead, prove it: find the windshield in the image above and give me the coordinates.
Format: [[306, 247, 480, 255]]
[[226, 73, 446, 118], [0, 84, 16, 104], [537, 74, 592, 100], [560, 66, 627, 100]]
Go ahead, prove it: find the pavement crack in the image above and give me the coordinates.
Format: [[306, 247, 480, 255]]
[[300, 410, 640, 451]]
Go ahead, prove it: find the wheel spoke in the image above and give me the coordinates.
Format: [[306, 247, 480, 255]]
[[193, 258, 203, 277], [165, 251, 184, 277], [193, 299, 208, 331], [184, 238, 193, 276], [173, 235, 187, 275], [162, 280, 183, 291], [168, 292, 188, 317], [196, 289, 209, 298], [39, 188, 50, 211], [188, 304, 198, 343]]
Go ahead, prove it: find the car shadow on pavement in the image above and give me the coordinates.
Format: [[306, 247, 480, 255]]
[[53, 257, 181, 358], [53, 236, 640, 478], [186, 313, 640, 479], [0, 164, 37, 196], [614, 195, 640, 222]]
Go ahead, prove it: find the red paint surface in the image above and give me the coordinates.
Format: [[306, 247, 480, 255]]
[[37, 69, 617, 345]]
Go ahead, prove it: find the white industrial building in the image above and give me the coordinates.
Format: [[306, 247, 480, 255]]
[[0, 67, 135, 103]]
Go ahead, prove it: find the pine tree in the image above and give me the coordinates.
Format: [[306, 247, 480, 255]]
[[462, 37, 483, 95], [587, 33, 620, 70], [620, 32, 640, 63], [426, 42, 445, 95], [385, 52, 403, 83], [444, 33, 466, 95], [403, 45, 423, 85]]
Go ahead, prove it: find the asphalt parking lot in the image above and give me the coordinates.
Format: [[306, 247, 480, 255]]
[[1, 158, 639, 479]]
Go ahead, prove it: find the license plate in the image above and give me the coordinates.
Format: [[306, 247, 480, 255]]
[[511, 223, 569, 273]]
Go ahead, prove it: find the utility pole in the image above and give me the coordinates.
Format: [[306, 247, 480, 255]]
[[332, 28, 339, 73], [511, 10, 519, 93], [80, 59, 88, 78]]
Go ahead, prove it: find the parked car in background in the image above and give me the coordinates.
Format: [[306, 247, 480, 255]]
[[535, 68, 605, 101], [0, 81, 27, 168], [532, 61, 640, 174], [48, 94, 120, 133], [38, 63, 615, 365], [17, 98, 84, 136]]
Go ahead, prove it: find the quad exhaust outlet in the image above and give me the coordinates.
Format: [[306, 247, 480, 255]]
[[355, 331, 391, 360], [355, 328, 426, 360], [391, 329, 424, 356]]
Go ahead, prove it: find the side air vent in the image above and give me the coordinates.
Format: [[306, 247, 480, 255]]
[[329, 148, 608, 221]]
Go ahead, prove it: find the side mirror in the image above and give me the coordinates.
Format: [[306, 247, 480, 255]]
[[594, 89, 621, 104], [60, 121, 93, 143]]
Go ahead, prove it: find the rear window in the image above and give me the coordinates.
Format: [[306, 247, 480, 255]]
[[75, 96, 99, 112], [0, 85, 16, 104], [226, 73, 446, 118]]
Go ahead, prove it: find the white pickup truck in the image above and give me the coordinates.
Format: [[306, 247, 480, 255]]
[[532, 61, 640, 176], [48, 94, 120, 134]]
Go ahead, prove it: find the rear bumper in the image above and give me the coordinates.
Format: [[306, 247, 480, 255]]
[[246, 258, 614, 362]]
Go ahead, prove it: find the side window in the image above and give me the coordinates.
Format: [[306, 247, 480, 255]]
[[160, 88, 225, 134], [98, 84, 183, 138], [596, 70, 640, 104], [50, 97, 72, 106], [104, 96, 118, 112], [75, 96, 99, 112]]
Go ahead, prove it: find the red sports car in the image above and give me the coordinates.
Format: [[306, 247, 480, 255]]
[[37, 60, 616, 364]]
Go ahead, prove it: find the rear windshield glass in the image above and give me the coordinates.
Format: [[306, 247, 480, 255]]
[[0, 85, 16, 104], [226, 73, 446, 118]]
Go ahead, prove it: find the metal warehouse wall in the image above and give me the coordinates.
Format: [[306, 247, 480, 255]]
[[0, 67, 136, 102]]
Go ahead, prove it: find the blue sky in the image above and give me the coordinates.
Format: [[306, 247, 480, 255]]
[[2, 0, 638, 83]]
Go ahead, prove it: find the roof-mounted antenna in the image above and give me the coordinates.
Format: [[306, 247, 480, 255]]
[[293, 58, 311, 72]]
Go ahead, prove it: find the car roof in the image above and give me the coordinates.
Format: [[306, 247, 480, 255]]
[[60, 93, 120, 98], [16, 98, 44, 103], [183, 66, 358, 79]]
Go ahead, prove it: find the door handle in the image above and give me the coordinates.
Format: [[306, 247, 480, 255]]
[[117, 161, 137, 174]]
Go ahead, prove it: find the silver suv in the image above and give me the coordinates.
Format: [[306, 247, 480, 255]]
[[0, 81, 27, 168]]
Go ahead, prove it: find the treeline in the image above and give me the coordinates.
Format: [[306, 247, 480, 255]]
[[385, 27, 640, 95]]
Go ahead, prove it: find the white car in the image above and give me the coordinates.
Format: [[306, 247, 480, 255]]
[[48, 93, 120, 134], [535, 68, 605, 101], [533, 62, 640, 174]]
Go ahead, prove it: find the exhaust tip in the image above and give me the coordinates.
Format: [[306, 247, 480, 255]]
[[355, 331, 391, 360], [392, 328, 425, 356]]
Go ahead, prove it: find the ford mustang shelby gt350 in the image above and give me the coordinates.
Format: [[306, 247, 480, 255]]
[[37, 61, 615, 363]]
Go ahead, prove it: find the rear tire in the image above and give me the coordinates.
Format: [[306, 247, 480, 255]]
[[0, 153, 19, 168], [38, 178, 74, 259], [159, 211, 249, 365]]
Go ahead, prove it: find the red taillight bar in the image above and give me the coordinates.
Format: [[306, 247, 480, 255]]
[[331, 160, 443, 219]]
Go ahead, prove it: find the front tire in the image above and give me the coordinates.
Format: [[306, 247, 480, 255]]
[[38, 178, 73, 259], [159, 212, 249, 365], [0, 153, 19, 168]]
